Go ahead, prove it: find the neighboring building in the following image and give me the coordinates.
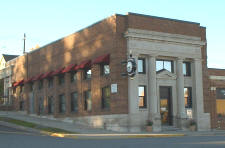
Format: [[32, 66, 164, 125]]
[[208, 68, 225, 130], [0, 54, 18, 107], [3, 12, 216, 132], [0, 54, 18, 70]]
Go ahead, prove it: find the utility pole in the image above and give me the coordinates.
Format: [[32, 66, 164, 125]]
[[23, 33, 26, 54]]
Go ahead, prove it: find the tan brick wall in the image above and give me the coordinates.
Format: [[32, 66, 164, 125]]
[[12, 14, 129, 117], [127, 12, 202, 37]]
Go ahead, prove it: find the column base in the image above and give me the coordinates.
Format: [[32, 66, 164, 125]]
[[128, 113, 144, 132], [149, 113, 162, 132], [176, 115, 188, 130], [196, 113, 211, 131]]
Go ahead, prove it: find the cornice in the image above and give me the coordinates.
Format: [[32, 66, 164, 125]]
[[124, 28, 206, 46]]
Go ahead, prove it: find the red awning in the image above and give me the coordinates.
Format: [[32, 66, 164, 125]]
[[24, 76, 35, 83], [51, 67, 65, 76], [32, 73, 44, 81], [62, 64, 77, 73], [73, 65, 80, 71], [41, 71, 54, 79], [76, 60, 91, 70], [13, 79, 24, 87], [92, 54, 110, 64], [12, 82, 17, 87]]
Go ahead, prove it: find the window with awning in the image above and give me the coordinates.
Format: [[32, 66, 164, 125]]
[[51, 67, 65, 76], [32, 73, 44, 81], [76, 60, 92, 70], [75, 60, 92, 79], [92, 54, 110, 65], [41, 71, 54, 79], [62, 64, 77, 73], [14, 55, 110, 88], [92, 54, 110, 76], [13, 79, 24, 87], [24, 77, 35, 83]]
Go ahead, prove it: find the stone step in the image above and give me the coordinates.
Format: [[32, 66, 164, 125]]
[[162, 126, 181, 131]]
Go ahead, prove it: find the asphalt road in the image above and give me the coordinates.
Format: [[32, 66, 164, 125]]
[[1, 125, 225, 148], [0, 124, 27, 133]]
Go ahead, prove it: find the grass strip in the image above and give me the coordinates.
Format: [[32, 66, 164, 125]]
[[0, 116, 75, 134]]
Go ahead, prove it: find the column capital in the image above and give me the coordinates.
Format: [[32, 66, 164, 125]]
[[176, 57, 185, 61], [193, 58, 203, 62], [127, 50, 139, 57], [148, 54, 158, 58]]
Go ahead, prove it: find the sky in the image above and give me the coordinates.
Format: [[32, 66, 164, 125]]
[[0, 0, 224, 68]]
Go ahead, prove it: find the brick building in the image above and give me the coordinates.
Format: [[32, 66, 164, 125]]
[[1, 12, 224, 132], [207, 68, 225, 129]]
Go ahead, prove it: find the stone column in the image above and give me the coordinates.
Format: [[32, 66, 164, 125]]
[[128, 53, 140, 132], [176, 58, 186, 129], [148, 55, 161, 132], [193, 58, 210, 131]]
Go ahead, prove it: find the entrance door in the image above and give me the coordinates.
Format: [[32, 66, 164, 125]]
[[160, 86, 173, 125]]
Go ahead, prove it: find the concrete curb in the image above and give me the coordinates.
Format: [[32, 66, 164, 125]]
[[1, 114, 225, 139], [0, 120, 185, 139], [0, 120, 41, 134], [0, 120, 72, 138], [47, 133, 186, 139]]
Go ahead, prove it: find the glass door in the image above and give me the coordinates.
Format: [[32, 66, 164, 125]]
[[160, 86, 172, 125]]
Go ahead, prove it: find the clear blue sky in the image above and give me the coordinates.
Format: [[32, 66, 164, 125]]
[[0, 0, 224, 68]]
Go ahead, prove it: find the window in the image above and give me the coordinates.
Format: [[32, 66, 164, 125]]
[[138, 86, 147, 108], [59, 94, 66, 113], [39, 80, 43, 90], [30, 82, 34, 91], [183, 62, 191, 76], [138, 58, 146, 74], [216, 88, 225, 116], [39, 97, 44, 114], [71, 72, 77, 82], [156, 60, 173, 72], [58, 74, 65, 85], [19, 100, 24, 111], [71, 92, 78, 112], [48, 78, 53, 88], [20, 85, 24, 93], [13, 87, 16, 94], [48, 96, 54, 114], [101, 64, 110, 75], [84, 69, 91, 79], [84, 90, 92, 111], [102, 86, 110, 109], [184, 87, 192, 108]]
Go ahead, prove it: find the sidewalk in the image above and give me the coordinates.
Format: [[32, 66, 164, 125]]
[[0, 111, 115, 134], [1, 111, 225, 138]]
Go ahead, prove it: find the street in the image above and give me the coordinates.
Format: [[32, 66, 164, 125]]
[[1, 125, 225, 148]]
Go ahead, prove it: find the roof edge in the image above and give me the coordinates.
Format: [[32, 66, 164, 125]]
[[127, 12, 200, 25]]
